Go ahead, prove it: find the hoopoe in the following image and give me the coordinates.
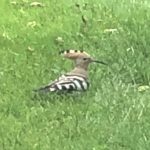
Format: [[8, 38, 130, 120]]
[[34, 50, 107, 93]]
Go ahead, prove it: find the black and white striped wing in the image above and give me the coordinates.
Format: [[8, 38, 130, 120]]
[[35, 75, 89, 93]]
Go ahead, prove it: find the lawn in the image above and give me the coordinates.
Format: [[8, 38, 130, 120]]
[[0, 0, 150, 149]]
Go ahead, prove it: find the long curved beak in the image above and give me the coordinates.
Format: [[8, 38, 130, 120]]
[[91, 59, 107, 65]]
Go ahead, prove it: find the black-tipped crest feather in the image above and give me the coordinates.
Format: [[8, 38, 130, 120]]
[[59, 49, 86, 55]]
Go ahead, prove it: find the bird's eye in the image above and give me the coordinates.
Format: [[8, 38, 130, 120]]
[[83, 58, 88, 60]]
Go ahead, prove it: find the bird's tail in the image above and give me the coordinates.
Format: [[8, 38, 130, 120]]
[[33, 85, 56, 93]]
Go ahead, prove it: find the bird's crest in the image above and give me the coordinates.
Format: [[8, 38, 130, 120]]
[[59, 49, 91, 59]]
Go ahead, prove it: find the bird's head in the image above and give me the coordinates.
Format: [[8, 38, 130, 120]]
[[59, 49, 107, 70]]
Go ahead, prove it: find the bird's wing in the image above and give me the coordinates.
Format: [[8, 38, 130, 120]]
[[34, 74, 89, 93]]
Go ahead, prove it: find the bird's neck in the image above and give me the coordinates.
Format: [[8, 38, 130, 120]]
[[67, 67, 88, 79]]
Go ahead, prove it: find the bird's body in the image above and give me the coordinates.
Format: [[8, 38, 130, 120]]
[[35, 73, 89, 93], [34, 50, 106, 93]]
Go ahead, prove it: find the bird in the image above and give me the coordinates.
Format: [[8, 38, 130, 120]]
[[34, 49, 107, 93]]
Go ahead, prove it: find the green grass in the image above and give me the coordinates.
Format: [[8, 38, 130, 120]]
[[1, 0, 150, 149]]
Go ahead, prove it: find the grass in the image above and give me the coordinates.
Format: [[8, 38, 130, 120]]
[[0, 0, 150, 149]]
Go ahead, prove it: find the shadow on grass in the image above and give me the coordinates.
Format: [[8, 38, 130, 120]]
[[31, 90, 88, 104]]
